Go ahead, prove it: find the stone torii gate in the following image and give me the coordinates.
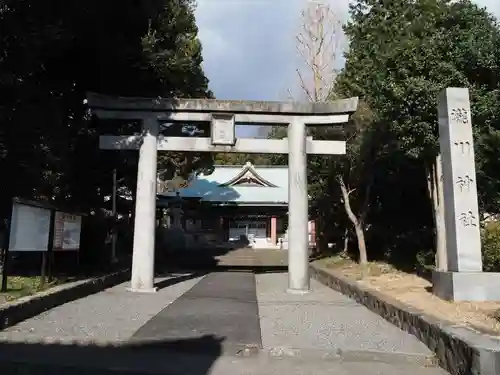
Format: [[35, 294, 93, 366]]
[[86, 93, 358, 294]]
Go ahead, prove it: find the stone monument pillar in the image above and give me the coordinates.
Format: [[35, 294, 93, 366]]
[[432, 87, 500, 301]]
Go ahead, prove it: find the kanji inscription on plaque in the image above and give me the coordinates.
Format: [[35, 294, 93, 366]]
[[211, 113, 235, 146]]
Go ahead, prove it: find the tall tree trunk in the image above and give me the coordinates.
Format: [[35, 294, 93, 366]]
[[338, 174, 368, 264], [425, 155, 447, 271], [342, 227, 349, 254], [426, 161, 438, 265], [353, 224, 367, 264], [436, 154, 447, 270], [315, 210, 326, 254]]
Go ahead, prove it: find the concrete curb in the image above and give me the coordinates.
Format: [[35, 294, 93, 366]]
[[0, 269, 130, 331], [310, 264, 500, 375]]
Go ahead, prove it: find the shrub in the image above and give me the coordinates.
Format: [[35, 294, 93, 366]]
[[482, 222, 500, 272]]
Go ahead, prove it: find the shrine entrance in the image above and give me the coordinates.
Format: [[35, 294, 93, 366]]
[[87, 93, 358, 294]]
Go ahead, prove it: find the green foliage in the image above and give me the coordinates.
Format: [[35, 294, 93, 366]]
[[214, 153, 276, 166], [142, 0, 211, 98], [338, 0, 500, 162], [476, 129, 500, 214], [266, 127, 288, 165], [312, 0, 500, 266], [0, 0, 212, 216], [482, 223, 500, 272], [212, 126, 289, 168]]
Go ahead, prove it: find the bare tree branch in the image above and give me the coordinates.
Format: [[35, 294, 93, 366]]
[[292, 2, 343, 101], [290, 2, 369, 264], [297, 69, 314, 102]]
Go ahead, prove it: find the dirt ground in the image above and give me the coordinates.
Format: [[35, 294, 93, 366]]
[[319, 257, 500, 335]]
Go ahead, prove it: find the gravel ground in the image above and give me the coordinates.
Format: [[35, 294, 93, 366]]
[[0, 270, 450, 374], [255, 272, 435, 361], [1, 271, 438, 356], [0, 273, 204, 343]]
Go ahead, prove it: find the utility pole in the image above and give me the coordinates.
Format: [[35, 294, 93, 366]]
[[111, 168, 118, 263]]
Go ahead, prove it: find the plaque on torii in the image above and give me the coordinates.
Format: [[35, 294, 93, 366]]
[[210, 113, 236, 146]]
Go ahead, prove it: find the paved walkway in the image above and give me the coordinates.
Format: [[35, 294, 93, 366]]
[[0, 271, 449, 374]]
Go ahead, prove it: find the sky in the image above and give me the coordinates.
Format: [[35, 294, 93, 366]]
[[194, 0, 500, 136]]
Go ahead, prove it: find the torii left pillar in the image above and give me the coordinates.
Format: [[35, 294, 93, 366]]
[[129, 118, 159, 293]]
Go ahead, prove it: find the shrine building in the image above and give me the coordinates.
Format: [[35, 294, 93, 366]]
[[158, 161, 316, 249]]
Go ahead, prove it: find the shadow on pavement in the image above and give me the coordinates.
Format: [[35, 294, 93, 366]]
[[158, 264, 288, 275], [199, 265, 287, 274], [0, 335, 224, 375], [154, 271, 207, 290], [157, 246, 291, 275]]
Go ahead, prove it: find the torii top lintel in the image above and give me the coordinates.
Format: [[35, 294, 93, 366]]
[[86, 92, 358, 116]]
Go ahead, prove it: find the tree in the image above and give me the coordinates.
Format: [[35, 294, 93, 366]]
[[292, 1, 343, 102], [214, 153, 275, 166], [0, 0, 213, 217], [337, 0, 500, 267], [143, 0, 215, 182], [290, 0, 375, 264]]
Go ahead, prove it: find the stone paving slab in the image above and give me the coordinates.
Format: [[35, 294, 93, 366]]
[[131, 272, 262, 353], [0, 273, 204, 343], [0, 270, 449, 374], [256, 272, 435, 362]]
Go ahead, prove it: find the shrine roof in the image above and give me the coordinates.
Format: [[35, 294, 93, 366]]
[[159, 162, 289, 206]]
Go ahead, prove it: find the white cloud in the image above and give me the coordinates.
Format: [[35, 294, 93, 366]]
[[475, 0, 500, 17], [195, 0, 499, 102], [197, 28, 230, 59], [195, 0, 314, 100]]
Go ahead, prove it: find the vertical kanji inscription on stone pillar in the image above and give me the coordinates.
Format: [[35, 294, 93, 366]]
[[438, 88, 482, 272]]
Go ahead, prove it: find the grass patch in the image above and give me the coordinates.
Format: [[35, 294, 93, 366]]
[[0, 275, 61, 303]]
